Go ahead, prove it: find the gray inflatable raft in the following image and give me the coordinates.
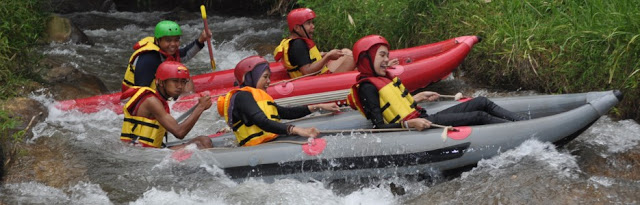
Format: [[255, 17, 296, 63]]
[[200, 90, 622, 180]]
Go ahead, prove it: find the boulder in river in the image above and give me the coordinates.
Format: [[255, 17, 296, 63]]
[[45, 15, 93, 45]]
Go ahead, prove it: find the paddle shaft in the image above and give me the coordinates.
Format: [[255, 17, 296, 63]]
[[319, 123, 454, 134], [200, 5, 216, 70], [269, 70, 322, 86]]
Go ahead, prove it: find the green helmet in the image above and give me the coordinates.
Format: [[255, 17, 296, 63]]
[[154, 20, 182, 39]]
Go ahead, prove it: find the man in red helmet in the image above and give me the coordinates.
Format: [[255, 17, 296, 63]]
[[120, 61, 213, 149], [273, 8, 356, 78], [217, 56, 340, 146]]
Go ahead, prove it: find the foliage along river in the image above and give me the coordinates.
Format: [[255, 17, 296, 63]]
[[1, 11, 640, 204]]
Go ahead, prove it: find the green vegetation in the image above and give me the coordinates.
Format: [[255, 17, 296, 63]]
[[298, 0, 640, 121], [0, 0, 47, 99], [0, 110, 24, 143]]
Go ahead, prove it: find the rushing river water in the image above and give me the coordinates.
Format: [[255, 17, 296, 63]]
[[2, 11, 640, 204]]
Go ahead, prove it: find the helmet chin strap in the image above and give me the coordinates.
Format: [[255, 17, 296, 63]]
[[293, 25, 312, 39], [156, 81, 172, 101], [366, 53, 379, 77]]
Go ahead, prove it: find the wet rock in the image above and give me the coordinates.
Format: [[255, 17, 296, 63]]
[[65, 12, 145, 30], [405, 166, 640, 204], [46, 15, 93, 45], [46, 0, 116, 14], [1, 98, 48, 134], [160, 8, 201, 22], [112, 0, 285, 16], [255, 43, 277, 57], [41, 58, 109, 100], [3, 136, 89, 189], [575, 145, 640, 181]]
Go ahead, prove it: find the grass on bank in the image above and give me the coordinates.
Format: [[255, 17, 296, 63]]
[[298, 0, 640, 121], [0, 0, 47, 99]]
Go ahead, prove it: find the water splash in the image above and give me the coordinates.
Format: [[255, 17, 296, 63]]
[[0, 181, 111, 205], [462, 139, 580, 179], [578, 117, 640, 156]]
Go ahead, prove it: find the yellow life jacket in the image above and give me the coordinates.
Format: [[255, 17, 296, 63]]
[[120, 86, 169, 148], [217, 87, 280, 146], [273, 38, 329, 78], [121, 37, 180, 92], [347, 77, 419, 124]]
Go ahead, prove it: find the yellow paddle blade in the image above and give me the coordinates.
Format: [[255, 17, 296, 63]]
[[200, 5, 207, 19], [211, 60, 216, 71]]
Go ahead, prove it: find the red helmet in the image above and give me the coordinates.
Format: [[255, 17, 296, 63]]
[[156, 61, 190, 80], [287, 8, 316, 32], [234, 56, 268, 85], [352, 35, 390, 64]]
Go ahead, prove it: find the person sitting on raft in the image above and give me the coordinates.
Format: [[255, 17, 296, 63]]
[[217, 56, 340, 146], [120, 61, 213, 149], [121, 20, 212, 93], [273, 8, 356, 78], [347, 35, 526, 131]]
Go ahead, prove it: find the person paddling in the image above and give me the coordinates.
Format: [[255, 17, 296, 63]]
[[347, 35, 526, 131], [273, 8, 356, 78], [121, 20, 212, 93], [120, 61, 213, 149], [217, 56, 340, 146]]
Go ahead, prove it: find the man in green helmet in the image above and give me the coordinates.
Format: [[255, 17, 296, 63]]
[[121, 20, 212, 93]]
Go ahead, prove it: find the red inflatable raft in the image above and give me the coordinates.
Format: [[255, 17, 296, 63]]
[[55, 35, 481, 114]]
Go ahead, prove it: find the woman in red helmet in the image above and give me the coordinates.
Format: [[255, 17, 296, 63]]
[[120, 61, 213, 149], [347, 35, 526, 131], [217, 56, 340, 146], [273, 8, 356, 78]]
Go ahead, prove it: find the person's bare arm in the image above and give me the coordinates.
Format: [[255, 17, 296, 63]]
[[299, 49, 343, 75], [146, 95, 212, 139]]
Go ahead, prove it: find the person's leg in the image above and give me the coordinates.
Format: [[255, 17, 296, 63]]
[[326, 48, 356, 73], [426, 111, 509, 127], [438, 96, 526, 121]]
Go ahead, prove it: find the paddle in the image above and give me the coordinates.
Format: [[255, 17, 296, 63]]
[[440, 92, 464, 101], [200, 5, 216, 71], [269, 70, 322, 87], [170, 130, 229, 161], [318, 123, 471, 141]]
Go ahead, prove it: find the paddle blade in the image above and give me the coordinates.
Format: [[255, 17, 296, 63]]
[[457, 97, 472, 102], [172, 149, 193, 162], [302, 138, 327, 156], [210, 60, 216, 71], [200, 5, 207, 19], [447, 126, 472, 140]]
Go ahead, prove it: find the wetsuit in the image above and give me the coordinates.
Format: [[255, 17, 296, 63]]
[[357, 82, 526, 129], [230, 91, 311, 134]]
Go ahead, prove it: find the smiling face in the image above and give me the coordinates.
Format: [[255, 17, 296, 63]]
[[157, 36, 180, 55], [255, 69, 271, 91], [373, 45, 390, 76]]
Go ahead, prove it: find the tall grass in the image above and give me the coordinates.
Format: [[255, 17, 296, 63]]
[[296, 0, 433, 49], [0, 0, 47, 99], [298, 0, 640, 121]]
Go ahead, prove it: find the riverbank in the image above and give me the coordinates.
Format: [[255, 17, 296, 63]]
[[0, 0, 49, 176], [300, 0, 639, 122]]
